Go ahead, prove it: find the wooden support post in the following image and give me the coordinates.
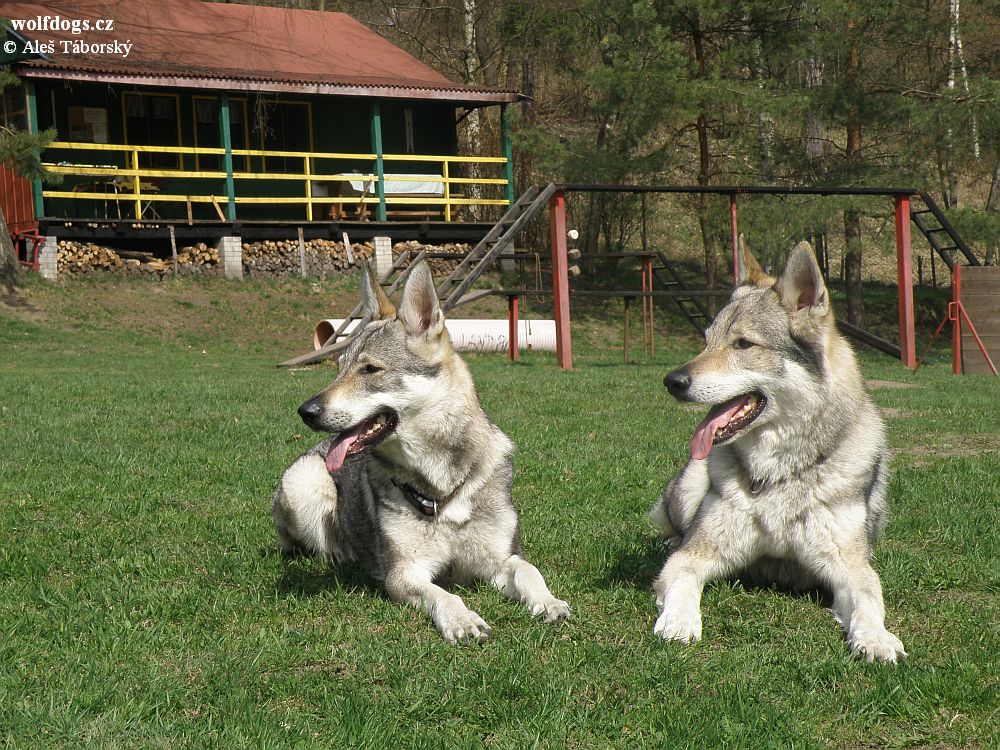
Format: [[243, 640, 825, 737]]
[[297, 227, 306, 278], [131, 148, 141, 220], [169, 225, 178, 277], [219, 93, 236, 221], [641, 193, 648, 254], [623, 296, 632, 364], [210, 196, 226, 221], [443, 160, 451, 222], [304, 155, 313, 222], [641, 265, 649, 354], [952, 263, 962, 375], [371, 103, 387, 222], [24, 79, 44, 219], [500, 103, 515, 206], [644, 256, 654, 356], [549, 190, 572, 369], [729, 193, 740, 284], [508, 294, 519, 362], [894, 194, 917, 369]]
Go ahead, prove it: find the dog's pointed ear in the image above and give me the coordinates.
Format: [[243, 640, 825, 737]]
[[398, 260, 445, 338], [738, 235, 772, 287], [359, 260, 396, 321], [775, 241, 829, 316]]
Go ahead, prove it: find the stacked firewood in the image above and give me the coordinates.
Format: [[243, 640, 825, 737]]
[[56, 241, 123, 275], [177, 242, 219, 267], [54, 240, 222, 276], [51, 238, 474, 278], [392, 240, 472, 275], [242, 238, 375, 277]]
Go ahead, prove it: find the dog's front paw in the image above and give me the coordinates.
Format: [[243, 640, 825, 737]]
[[530, 597, 571, 623], [849, 627, 907, 664], [653, 604, 702, 644], [437, 607, 492, 645]]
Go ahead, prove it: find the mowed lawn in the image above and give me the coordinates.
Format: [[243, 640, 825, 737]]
[[1, 274, 997, 749]]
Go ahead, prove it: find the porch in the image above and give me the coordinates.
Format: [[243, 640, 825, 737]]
[[38, 138, 514, 226]]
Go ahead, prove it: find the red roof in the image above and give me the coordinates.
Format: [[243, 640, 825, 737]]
[[4, 0, 518, 104]]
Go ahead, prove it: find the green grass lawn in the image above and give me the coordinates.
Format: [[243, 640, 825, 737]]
[[1, 274, 997, 748]]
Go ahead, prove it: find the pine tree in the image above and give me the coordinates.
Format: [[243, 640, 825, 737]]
[[0, 68, 54, 293]]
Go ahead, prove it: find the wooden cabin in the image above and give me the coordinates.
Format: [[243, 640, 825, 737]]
[[1, 0, 519, 239]]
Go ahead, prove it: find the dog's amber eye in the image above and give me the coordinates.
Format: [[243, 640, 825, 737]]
[[734, 338, 755, 350], [361, 363, 382, 375]]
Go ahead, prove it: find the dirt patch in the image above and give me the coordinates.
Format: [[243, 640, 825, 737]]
[[880, 407, 912, 419], [894, 432, 997, 467], [866, 379, 918, 389]]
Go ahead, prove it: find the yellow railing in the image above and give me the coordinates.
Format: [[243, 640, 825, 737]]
[[41, 141, 512, 222]]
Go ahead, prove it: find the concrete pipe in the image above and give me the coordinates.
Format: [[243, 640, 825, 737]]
[[313, 318, 557, 353]]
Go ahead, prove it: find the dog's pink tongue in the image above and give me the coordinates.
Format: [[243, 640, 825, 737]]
[[690, 397, 747, 460], [325, 425, 365, 473]]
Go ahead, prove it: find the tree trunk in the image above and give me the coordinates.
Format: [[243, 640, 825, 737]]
[[698, 201, 719, 317], [462, 0, 482, 212], [986, 152, 1000, 212], [0, 205, 24, 293], [843, 25, 863, 327], [950, 0, 978, 160], [844, 208, 864, 325], [804, 53, 825, 165], [692, 18, 718, 316]]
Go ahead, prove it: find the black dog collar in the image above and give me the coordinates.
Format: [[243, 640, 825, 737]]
[[395, 481, 442, 517]]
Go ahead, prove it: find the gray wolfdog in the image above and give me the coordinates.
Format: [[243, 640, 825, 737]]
[[272, 261, 570, 643], [650, 241, 906, 663]]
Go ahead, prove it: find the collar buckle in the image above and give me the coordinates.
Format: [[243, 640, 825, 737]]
[[396, 480, 440, 517]]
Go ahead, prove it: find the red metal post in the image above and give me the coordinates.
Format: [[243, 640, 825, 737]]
[[952, 264, 962, 375], [729, 193, 740, 284], [549, 190, 573, 369], [894, 195, 917, 369], [507, 294, 519, 362]]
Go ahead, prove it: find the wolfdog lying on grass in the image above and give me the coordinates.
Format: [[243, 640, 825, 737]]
[[273, 261, 570, 643], [651, 242, 906, 663]]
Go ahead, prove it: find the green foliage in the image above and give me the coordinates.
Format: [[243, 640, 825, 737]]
[[0, 69, 55, 181]]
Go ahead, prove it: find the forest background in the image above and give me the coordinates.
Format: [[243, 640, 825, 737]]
[[248, 0, 1000, 324], [5, 0, 1000, 323]]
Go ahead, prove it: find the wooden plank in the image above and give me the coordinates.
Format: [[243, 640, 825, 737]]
[[957, 293, 1000, 307], [958, 283, 1000, 295], [958, 311, 1000, 326], [959, 267, 1000, 375], [960, 332, 1000, 345]]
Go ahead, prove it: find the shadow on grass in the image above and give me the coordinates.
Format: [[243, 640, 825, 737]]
[[602, 535, 833, 609], [602, 533, 668, 590], [262, 546, 377, 599]]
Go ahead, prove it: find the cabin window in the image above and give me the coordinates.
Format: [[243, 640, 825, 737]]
[[193, 96, 250, 172], [122, 93, 181, 169], [1, 84, 27, 130], [254, 100, 312, 174]]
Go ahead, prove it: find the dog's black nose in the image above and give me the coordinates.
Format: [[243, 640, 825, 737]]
[[297, 397, 323, 426], [664, 369, 691, 398]]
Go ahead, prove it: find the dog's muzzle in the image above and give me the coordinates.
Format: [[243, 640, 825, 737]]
[[298, 396, 325, 430], [664, 368, 692, 400]]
